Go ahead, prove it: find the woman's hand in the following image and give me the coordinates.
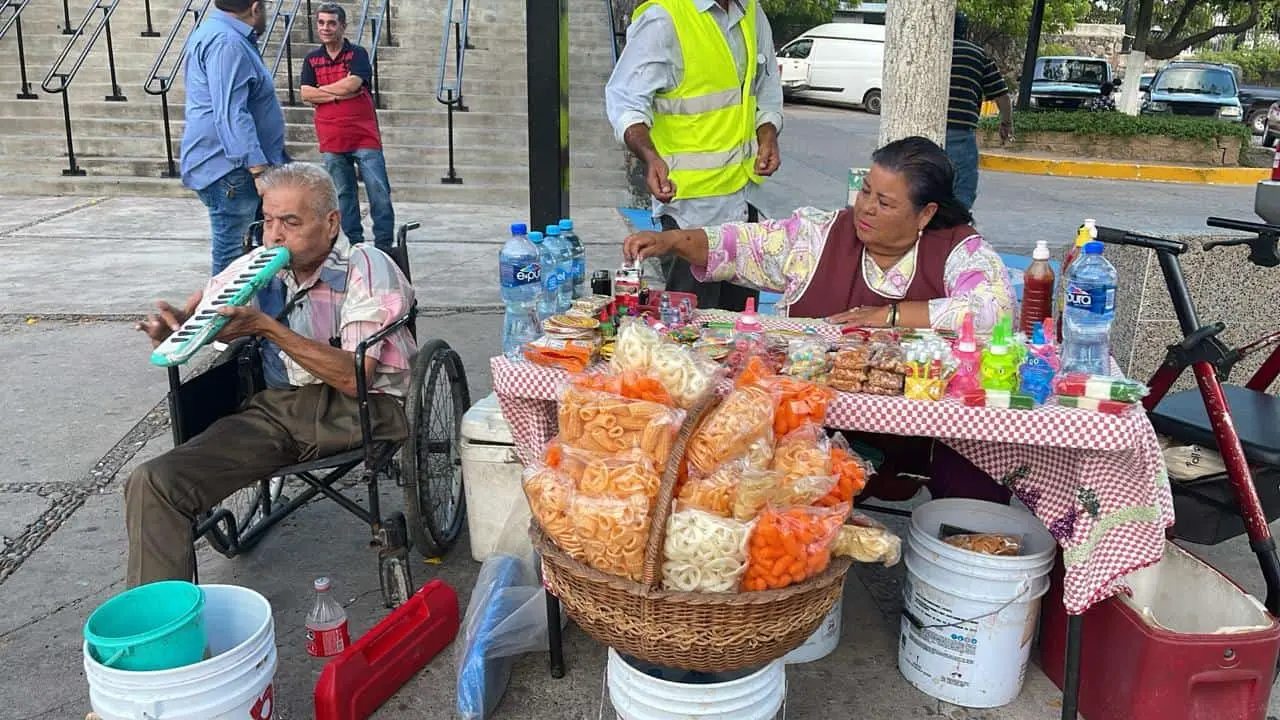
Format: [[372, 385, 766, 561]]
[[623, 230, 678, 263], [827, 305, 891, 328]]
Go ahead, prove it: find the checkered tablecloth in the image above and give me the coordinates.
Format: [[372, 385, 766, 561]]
[[492, 327, 1174, 615]]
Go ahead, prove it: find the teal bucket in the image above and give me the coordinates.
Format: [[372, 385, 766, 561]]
[[84, 581, 208, 672]]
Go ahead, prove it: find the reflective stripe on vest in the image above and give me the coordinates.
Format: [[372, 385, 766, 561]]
[[636, 0, 761, 200]]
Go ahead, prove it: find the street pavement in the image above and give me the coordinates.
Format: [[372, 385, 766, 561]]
[[1, 109, 1278, 719]]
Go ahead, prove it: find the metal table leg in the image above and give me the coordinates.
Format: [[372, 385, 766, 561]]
[[1061, 613, 1083, 720], [546, 589, 565, 678]]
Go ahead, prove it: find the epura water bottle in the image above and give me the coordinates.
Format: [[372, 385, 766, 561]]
[[530, 231, 558, 320], [499, 223, 541, 359], [1060, 240, 1117, 376], [544, 225, 573, 313], [559, 218, 587, 300], [305, 576, 350, 658]]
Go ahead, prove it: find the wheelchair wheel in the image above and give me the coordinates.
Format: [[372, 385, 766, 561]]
[[402, 339, 470, 558], [204, 476, 285, 557]]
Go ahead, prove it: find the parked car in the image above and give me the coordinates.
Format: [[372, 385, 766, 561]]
[[1143, 62, 1244, 122], [1139, 73, 1154, 93], [777, 23, 884, 114], [1265, 102, 1280, 148], [1237, 86, 1280, 135], [1028, 56, 1113, 111]]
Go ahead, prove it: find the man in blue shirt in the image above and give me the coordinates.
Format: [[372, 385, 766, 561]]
[[180, 0, 288, 274]]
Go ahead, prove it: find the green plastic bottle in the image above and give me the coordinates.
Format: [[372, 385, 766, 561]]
[[980, 315, 1019, 392]]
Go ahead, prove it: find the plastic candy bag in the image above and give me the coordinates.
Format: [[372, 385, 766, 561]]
[[557, 384, 685, 466], [662, 503, 755, 593], [782, 335, 830, 382], [742, 502, 849, 591], [831, 514, 901, 566], [685, 384, 777, 475], [772, 423, 831, 484], [572, 493, 651, 582], [521, 464, 581, 560]]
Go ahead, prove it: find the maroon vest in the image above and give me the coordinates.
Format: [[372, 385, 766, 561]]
[[787, 208, 975, 320]]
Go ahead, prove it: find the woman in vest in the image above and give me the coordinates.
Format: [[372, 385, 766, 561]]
[[623, 135, 1016, 503]]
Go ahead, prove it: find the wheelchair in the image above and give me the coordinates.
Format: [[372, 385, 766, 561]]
[[165, 221, 471, 607]]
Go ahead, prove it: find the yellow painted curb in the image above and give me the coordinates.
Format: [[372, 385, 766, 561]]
[[979, 152, 1271, 185]]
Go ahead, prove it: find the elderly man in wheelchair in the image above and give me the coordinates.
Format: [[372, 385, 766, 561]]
[[129, 162, 468, 607]]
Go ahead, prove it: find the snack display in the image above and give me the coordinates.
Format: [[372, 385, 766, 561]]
[[662, 504, 755, 593], [611, 318, 718, 408], [573, 493, 651, 582], [556, 385, 684, 466], [827, 342, 905, 395], [685, 385, 776, 475], [742, 503, 849, 591]]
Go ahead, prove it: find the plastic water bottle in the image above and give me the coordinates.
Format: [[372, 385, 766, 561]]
[[1060, 241, 1117, 376], [499, 223, 541, 359], [305, 576, 350, 658], [559, 219, 587, 299], [529, 231, 558, 320], [544, 225, 573, 312]]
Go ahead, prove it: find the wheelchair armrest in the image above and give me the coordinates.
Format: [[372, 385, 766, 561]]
[[353, 309, 415, 459]]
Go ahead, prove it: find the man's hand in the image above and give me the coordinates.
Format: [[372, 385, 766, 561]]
[[827, 305, 891, 328], [249, 165, 269, 194], [756, 124, 781, 176], [136, 291, 201, 348], [646, 157, 676, 203], [214, 305, 272, 341]]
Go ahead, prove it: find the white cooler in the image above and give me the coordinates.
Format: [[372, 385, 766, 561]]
[[461, 392, 531, 562]]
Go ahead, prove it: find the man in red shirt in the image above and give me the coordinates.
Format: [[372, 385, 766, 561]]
[[300, 3, 395, 251]]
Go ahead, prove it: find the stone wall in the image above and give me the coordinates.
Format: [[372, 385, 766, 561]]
[[977, 130, 1244, 165], [1043, 24, 1127, 74]]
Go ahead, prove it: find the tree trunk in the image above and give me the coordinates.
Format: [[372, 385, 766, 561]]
[[1116, 0, 1153, 115], [878, 0, 955, 148]]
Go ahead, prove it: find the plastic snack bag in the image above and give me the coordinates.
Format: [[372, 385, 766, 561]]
[[521, 465, 581, 560], [568, 370, 675, 406], [831, 514, 901, 566], [685, 384, 777, 475], [556, 384, 686, 466], [678, 458, 746, 518], [772, 423, 832, 484], [782, 335, 830, 382], [610, 318, 664, 375], [648, 341, 722, 409], [549, 443, 662, 502], [742, 502, 849, 591], [572, 493, 651, 582], [662, 503, 755, 593], [815, 434, 872, 508], [938, 522, 1023, 556]]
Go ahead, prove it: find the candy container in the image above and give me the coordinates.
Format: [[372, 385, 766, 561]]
[[782, 334, 830, 381], [962, 389, 1036, 410], [902, 335, 956, 401], [734, 298, 765, 350], [979, 315, 1019, 392], [947, 312, 983, 398], [1018, 352, 1055, 405], [1056, 395, 1135, 414], [1053, 373, 1149, 403]]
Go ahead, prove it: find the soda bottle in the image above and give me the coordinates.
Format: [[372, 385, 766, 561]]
[[499, 223, 541, 359], [529, 231, 558, 320], [558, 219, 587, 300], [1019, 239, 1055, 335], [544, 225, 573, 312], [1060, 241, 1117, 376], [305, 576, 350, 658], [1056, 219, 1096, 341]]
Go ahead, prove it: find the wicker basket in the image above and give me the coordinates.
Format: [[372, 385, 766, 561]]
[[530, 392, 853, 672]]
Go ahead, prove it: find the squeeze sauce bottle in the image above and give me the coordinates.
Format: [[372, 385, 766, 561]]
[[1019, 239, 1055, 335], [980, 315, 1019, 392], [947, 312, 983, 398]]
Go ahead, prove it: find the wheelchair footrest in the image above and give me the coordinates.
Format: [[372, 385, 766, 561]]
[[314, 579, 461, 720]]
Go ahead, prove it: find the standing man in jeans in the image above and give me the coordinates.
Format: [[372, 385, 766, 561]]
[[180, 0, 288, 275], [946, 12, 1012, 210], [605, 0, 783, 312], [301, 3, 395, 252]]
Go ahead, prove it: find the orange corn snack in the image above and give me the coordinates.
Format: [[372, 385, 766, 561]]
[[741, 503, 848, 591], [816, 447, 869, 507]]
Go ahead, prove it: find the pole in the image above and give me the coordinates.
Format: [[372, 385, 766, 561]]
[[103, 15, 127, 101], [61, 0, 73, 34], [141, 0, 159, 36], [15, 16, 37, 99], [160, 92, 178, 177], [878, 0, 954, 147], [526, 0, 569, 230], [1016, 0, 1047, 112], [441, 89, 463, 184], [59, 89, 85, 175]]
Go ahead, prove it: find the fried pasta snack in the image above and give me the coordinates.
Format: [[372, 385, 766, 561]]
[[572, 493, 651, 582], [685, 385, 776, 475], [832, 517, 902, 566], [522, 465, 583, 560], [662, 504, 755, 593], [772, 424, 831, 484], [557, 385, 684, 466], [548, 441, 662, 501]]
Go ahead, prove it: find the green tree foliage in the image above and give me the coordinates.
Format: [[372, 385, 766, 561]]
[[1195, 45, 1280, 82], [761, 0, 840, 45], [1089, 0, 1274, 59], [960, 0, 1092, 46]]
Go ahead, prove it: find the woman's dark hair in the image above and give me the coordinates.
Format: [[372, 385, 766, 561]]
[[870, 136, 974, 230]]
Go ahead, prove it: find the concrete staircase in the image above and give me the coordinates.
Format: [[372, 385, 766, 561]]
[[0, 0, 628, 206]]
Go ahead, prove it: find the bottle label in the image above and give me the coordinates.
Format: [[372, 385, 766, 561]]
[[306, 620, 351, 657], [545, 271, 564, 291], [1064, 283, 1115, 317], [501, 261, 541, 289], [572, 259, 586, 279]]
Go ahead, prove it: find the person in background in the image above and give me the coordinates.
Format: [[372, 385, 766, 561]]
[[623, 136, 1014, 505], [946, 12, 1012, 211], [605, 0, 783, 311], [180, 0, 288, 275], [1086, 81, 1118, 112], [300, 2, 396, 252]]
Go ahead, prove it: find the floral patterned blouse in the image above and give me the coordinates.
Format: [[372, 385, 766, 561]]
[[690, 206, 1015, 333]]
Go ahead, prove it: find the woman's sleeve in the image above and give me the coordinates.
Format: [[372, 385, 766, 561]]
[[689, 207, 837, 294], [927, 233, 1015, 334]]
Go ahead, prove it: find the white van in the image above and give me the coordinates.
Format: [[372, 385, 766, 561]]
[[777, 23, 885, 114]]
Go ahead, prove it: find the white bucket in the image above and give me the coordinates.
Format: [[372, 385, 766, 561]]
[[85, 584, 278, 719], [783, 594, 843, 664], [898, 499, 1056, 708], [607, 648, 785, 720]]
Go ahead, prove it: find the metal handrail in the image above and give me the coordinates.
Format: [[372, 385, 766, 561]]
[[1, 0, 38, 99], [353, 0, 393, 108], [41, 0, 126, 176], [143, 0, 212, 177], [258, 0, 303, 104], [605, 0, 622, 64], [436, 0, 471, 184]]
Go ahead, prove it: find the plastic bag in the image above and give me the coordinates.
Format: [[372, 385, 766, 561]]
[[678, 459, 745, 517], [568, 370, 674, 406], [457, 552, 563, 720], [942, 533, 1023, 556], [782, 335, 830, 382], [572, 493, 651, 582], [742, 502, 849, 591], [831, 514, 901, 566], [685, 384, 777, 475], [611, 319, 719, 408], [547, 442, 661, 502], [611, 318, 664, 375], [557, 384, 685, 466], [661, 503, 755, 593], [816, 434, 872, 508], [769, 376, 834, 437], [521, 465, 582, 560], [828, 342, 872, 393], [772, 423, 831, 484], [1053, 373, 1149, 403], [522, 336, 598, 372]]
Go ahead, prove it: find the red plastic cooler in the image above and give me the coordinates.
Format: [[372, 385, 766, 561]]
[[1040, 542, 1280, 720]]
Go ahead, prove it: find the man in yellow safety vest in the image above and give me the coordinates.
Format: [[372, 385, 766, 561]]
[[606, 0, 783, 311]]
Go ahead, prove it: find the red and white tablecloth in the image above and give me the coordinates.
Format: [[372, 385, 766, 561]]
[[491, 345, 1174, 615]]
